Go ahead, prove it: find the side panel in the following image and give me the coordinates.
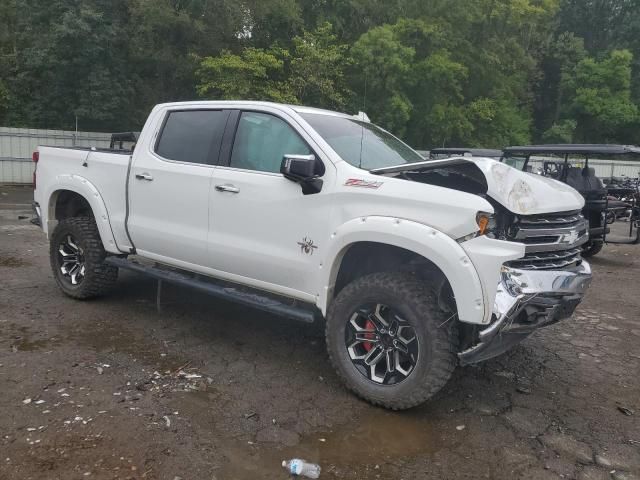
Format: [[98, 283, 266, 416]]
[[318, 217, 488, 323], [127, 158, 214, 265]]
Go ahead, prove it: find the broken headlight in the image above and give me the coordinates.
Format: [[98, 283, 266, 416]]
[[476, 212, 497, 237]]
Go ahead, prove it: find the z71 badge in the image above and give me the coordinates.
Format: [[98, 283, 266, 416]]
[[344, 178, 384, 189], [297, 237, 318, 255]]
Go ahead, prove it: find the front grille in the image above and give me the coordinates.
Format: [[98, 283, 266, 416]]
[[507, 248, 583, 270], [506, 211, 587, 271], [515, 212, 584, 228], [509, 211, 588, 253]]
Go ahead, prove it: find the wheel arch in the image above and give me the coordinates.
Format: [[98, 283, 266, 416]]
[[45, 176, 121, 254], [317, 217, 487, 324]]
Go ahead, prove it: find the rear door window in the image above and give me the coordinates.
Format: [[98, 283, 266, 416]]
[[156, 110, 229, 165]]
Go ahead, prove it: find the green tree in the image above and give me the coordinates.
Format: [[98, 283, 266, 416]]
[[350, 22, 416, 136], [541, 119, 577, 143], [196, 23, 352, 107], [288, 22, 352, 110], [8, 0, 133, 130], [534, 33, 586, 137], [556, 0, 640, 106], [563, 49, 638, 142], [126, 0, 249, 126], [349, 11, 538, 148], [0, 0, 17, 124], [197, 47, 296, 102], [462, 98, 531, 147]]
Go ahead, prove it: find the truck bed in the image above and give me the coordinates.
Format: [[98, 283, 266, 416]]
[[34, 146, 132, 253]]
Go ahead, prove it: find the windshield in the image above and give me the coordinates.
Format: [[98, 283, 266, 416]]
[[503, 155, 527, 171], [301, 113, 424, 170]]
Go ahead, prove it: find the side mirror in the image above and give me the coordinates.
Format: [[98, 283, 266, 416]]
[[281, 154, 316, 180], [280, 154, 323, 195]]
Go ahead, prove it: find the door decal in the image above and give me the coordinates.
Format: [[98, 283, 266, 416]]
[[297, 237, 318, 255]]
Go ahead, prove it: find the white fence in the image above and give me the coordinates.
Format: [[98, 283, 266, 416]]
[[0, 127, 112, 184]]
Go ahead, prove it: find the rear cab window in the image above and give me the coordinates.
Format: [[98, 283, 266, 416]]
[[155, 110, 230, 165]]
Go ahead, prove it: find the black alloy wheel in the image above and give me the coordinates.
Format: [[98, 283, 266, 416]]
[[57, 233, 86, 285], [50, 217, 118, 299], [345, 303, 419, 385], [326, 271, 458, 410]]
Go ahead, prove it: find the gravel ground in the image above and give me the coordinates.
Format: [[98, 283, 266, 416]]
[[1, 185, 639, 480]]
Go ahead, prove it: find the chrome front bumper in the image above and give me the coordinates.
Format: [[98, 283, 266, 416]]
[[459, 261, 592, 365]]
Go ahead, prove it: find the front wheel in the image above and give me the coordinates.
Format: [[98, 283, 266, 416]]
[[582, 241, 603, 257], [50, 217, 118, 299], [326, 272, 458, 410]]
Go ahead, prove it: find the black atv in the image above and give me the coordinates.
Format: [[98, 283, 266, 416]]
[[501, 144, 640, 257]]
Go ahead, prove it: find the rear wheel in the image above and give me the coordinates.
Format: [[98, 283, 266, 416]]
[[326, 271, 458, 410], [582, 241, 603, 257], [50, 217, 118, 299]]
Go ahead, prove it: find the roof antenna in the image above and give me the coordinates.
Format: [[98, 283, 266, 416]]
[[358, 74, 367, 170]]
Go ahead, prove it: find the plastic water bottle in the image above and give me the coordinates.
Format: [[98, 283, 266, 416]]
[[282, 459, 321, 478]]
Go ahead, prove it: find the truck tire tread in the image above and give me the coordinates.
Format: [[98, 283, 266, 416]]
[[326, 271, 458, 410], [49, 217, 118, 299], [582, 241, 603, 257]]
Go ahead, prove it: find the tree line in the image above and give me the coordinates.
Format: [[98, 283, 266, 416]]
[[1, 0, 639, 149]]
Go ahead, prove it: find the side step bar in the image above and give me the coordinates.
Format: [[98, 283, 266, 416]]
[[104, 257, 317, 324]]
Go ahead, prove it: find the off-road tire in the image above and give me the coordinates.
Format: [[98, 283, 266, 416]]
[[326, 271, 458, 410], [582, 241, 603, 257], [50, 217, 118, 299]]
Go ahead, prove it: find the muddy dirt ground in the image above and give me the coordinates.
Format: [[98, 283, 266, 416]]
[[1, 185, 639, 480]]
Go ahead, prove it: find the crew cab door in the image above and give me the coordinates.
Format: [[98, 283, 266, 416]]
[[127, 108, 230, 266], [207, 109, 333, 300]]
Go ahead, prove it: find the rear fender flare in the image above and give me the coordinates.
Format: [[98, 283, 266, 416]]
[[45, 174, 121, 254]]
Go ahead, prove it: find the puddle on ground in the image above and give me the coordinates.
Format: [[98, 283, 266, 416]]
[[218, 409, 444, 479], [11, 337, 51, 351], [0, 255, 30, 267], [5, 325, 58, 351]]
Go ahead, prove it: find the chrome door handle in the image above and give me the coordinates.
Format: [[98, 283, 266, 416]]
[[135, 173, 153, 181], [215, 184, 240, 193]]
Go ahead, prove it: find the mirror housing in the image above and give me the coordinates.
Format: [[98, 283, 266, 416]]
[[280, 154, 323, 194]]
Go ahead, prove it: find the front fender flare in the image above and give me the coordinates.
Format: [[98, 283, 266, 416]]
[[45, 174, 122, 254], [317, 216, 488, 324]]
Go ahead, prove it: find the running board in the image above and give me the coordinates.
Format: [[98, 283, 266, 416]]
[[104, 257, 317, 324]]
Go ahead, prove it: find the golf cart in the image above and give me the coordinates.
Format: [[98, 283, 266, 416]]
[[501, 144, 640, 257]]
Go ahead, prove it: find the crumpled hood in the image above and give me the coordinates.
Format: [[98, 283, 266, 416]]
[[371, 156, 585, 216], [468, 157, 584, 215]]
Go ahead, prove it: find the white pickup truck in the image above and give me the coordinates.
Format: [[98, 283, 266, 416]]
[[33, 101, 592, 409]]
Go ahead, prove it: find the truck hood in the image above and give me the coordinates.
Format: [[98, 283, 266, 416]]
[[371, 156, 585, 215]]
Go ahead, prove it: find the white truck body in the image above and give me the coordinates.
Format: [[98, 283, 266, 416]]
[[33, 101, 592, 408]]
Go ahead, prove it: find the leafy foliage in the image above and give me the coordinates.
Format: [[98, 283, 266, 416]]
[[0, 0, 639, 147], [563, 50, 638, 142], [288, 22, 352, 110], [197, 47, 296, 102]]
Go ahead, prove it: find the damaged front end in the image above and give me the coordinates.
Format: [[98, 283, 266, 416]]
[[372, 156, 593, 364], [459, 210, 592, 364], [458, 261, 592, 365]]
